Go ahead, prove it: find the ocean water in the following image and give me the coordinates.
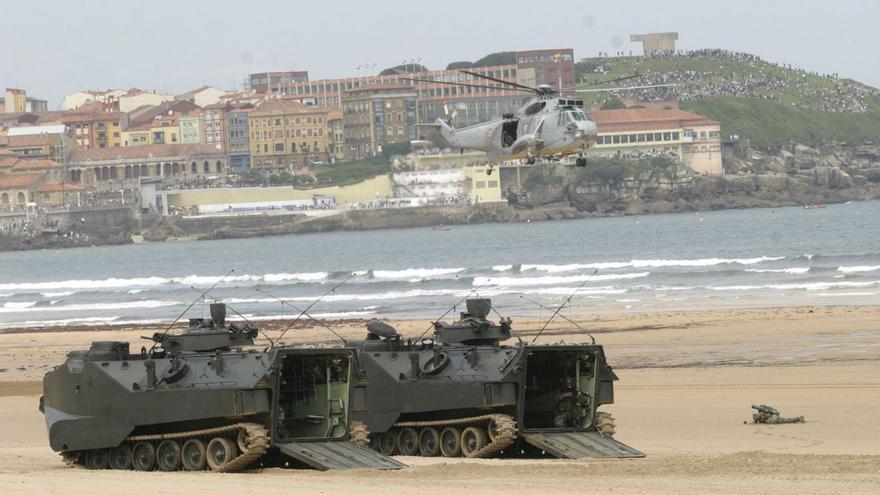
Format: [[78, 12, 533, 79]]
[[1, 201, 879, 328]]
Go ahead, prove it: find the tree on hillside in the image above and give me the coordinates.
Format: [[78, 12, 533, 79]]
[[473, 51, 517, 67], [446, 61, 475, 70], [380, 64, 429, 75]]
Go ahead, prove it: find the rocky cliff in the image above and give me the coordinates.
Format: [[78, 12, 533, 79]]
[[516, 142, 880, 215]]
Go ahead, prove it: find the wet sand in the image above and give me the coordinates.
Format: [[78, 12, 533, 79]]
[[1, 305, 879, 494]]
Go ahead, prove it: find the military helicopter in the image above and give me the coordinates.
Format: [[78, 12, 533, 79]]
[[405, 70, 673, 169]]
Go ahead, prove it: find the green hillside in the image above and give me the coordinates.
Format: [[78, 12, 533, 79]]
[[575, 51, 880, 148]]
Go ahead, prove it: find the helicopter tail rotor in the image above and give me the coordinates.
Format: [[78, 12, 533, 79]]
[[443, 102, 458, 127]]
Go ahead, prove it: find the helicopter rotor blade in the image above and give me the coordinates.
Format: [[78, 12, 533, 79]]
[[399, 77, 532, 93], [459, 70, 539, 92], [573, 83, 678, 93], [579, 73, 642, 88]]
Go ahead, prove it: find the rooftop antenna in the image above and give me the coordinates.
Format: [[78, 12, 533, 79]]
[[415, 280, 492, 342], [519, 295, 595, 344], [256, 287, 347, 345], [531, 270, 598, 343], [273, 272, 358, 345]]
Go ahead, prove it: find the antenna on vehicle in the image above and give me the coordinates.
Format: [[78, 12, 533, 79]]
[[272, 272, 358, 345], [255, 287, 347, 345], [531, 270, 598, 343], [150, 268, 235, 350], [415, 280, 492, 342], [519, 295, 595, 344]]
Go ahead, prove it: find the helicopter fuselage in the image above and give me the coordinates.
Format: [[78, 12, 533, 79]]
[[433, 95, 598, 162]]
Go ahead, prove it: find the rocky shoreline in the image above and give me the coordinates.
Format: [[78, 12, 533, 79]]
[[2, 141, 880, 251]]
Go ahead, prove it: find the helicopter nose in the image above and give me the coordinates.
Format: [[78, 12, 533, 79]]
[[583, 120, 598, 137]]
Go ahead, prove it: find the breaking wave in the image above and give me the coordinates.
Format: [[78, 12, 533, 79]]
[[709, 280, 880, 291], [0, 300, 178, 314], [837, 265, 880, 273], [474, 272, 650, 287], [370, 267, 466, 280], [745, 267, 811, 274], [511, 256, 786, 273]]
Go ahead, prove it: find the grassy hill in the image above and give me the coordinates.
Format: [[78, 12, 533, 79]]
[[681, 97, 880, 149], [575, 51, 880, 148]]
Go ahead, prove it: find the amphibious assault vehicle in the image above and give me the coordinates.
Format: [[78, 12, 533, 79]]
[[40, 299, 641, 472], [349, 298, 643, 460], [40, 303, 404, 471]]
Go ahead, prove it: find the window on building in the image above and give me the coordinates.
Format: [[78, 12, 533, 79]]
[[663, 132, 672, 141], [204, 161, 210, 173], [263, 144, 268, 152], [275, 143, 285, 152], [612, 135, 620, 144], [476, 181, 485, 188], [620, 135, 629, 144], [672, 132, 680, 140]]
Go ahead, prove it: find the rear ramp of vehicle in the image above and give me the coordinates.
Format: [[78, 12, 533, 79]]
[[524, 431, 645, 458], [277, 440, 406, 470]]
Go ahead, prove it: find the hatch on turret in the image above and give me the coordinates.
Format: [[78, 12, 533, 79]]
[[150, 303, 258, 353], [433, 298, 512, 346]]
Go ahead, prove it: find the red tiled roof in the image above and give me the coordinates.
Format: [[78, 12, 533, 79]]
[[37, 182, 84, 193], [12, 159, 63, 171], [6, 134, 60, 147], [63, 110, 125, 123], [0, 157, 19, 168], [592, 108, 719, 128], [0, 172, 43, 188], [70, 143, 224, 162]]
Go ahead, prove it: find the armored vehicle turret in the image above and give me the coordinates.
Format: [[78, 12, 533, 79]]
[[40, 303, 403, 472], [348, 299, 643, 459]]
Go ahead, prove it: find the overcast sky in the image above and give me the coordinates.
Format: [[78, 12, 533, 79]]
[[3, 0, 878, 108]]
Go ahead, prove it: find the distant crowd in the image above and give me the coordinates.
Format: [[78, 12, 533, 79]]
[[592, 49, 876, 113]]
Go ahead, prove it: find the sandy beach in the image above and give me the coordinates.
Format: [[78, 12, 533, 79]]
[[1, 305, 878, 494]]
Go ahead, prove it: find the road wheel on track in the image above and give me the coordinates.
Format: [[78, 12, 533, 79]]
[[181, 439, 207, 471], [460, 426, 488, 458], [109, 444, 132, 470], [439, 427, 462, 458], [378, 430, 398, 455], [132, 442, 156, 471], [418, 427, 441, 457], [206, 437, 237, 471], [349, 421, 369, 447], [594, 411, 616, 438], [156, 440, 182, 471], [84, 449, 109, 469], [397, 427, 420, 456]]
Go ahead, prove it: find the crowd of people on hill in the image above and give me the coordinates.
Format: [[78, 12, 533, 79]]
[[592, 49, 875, 113]]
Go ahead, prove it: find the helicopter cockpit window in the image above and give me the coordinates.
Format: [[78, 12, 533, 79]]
[[524, 101, 546, 115]]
